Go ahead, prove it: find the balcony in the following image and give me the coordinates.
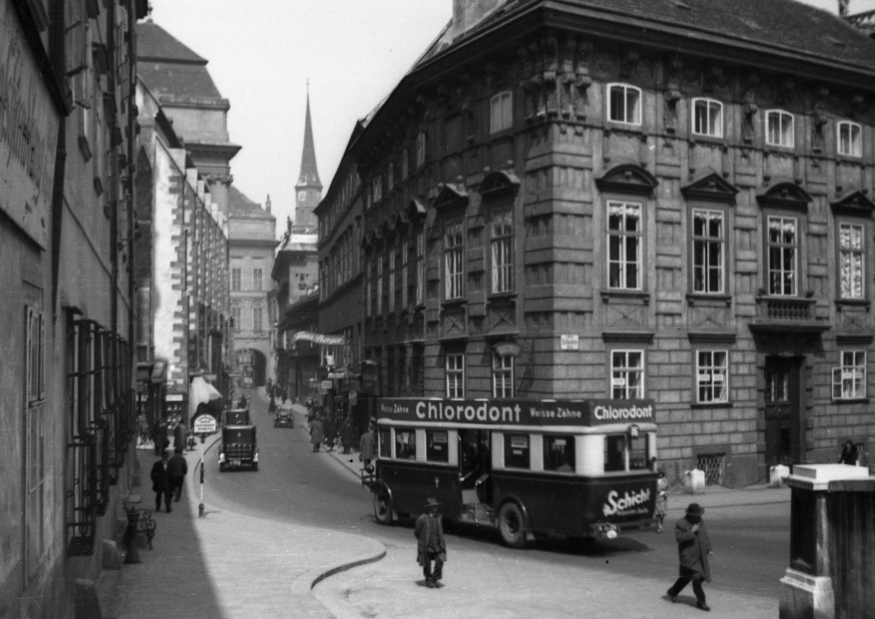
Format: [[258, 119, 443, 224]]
[[749, 296, 830, 336]]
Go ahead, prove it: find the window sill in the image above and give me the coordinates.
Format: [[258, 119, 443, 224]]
[[688, 134, 728, 149], [832, 398, 869, 405], [686, 293, 732, 306], [600, 289, 651, 304], [836, 155, 864, 165], [764, 145, 796, 154], [835, 299, 871, 309], [690, 402, 734, 410], [442, 298, 467, 308], [487, 291, 517, 303], [605, 121, 644, 136]]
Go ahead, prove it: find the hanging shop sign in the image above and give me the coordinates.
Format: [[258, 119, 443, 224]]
[[291, 331, 345, 346]]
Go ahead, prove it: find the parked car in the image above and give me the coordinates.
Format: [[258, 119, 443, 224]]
[[218, 425, 258, 471], [274, 403, 294, 428], [223, 408, 251, 426]]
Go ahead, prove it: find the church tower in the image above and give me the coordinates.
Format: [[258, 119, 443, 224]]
[[293, 85, 322, 234]]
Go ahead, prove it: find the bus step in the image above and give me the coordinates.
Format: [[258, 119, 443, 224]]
[[460, 503, 494, 525]]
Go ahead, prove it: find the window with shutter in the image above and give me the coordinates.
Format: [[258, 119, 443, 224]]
[[66, 0, 89, 77]]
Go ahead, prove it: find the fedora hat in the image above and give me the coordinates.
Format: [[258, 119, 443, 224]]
[[685, 503, 705, 516], [424, 497, 441, 508]]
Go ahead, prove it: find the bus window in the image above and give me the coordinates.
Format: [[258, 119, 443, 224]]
[[395, 428, 417, 460], [378, 428, 391, 458], [543, 435, 575, 472], [629, 433, 649, 470], [426, 430, 449, 463], [504, 433, 530, 469], [604, 435, 626, 472]]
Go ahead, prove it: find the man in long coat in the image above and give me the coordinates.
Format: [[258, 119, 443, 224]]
[[667, 503, 713, 611], [310, 413, 325, 452], [414, 497, 447, 588], [150, 450, 174, 513]]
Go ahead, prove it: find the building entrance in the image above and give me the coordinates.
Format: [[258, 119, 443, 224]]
[[764, 357, 803, 467]]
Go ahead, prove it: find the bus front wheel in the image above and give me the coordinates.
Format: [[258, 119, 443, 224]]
[[374, 488, 394, 525], [497, 502, 527, 548]]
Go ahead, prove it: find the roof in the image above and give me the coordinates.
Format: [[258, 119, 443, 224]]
[[136, 21, 224, 100], [228, 186, 262, 215], [297, 91, 322, 189], [421, 0, 875, 74], [136, 20, 207, 64]]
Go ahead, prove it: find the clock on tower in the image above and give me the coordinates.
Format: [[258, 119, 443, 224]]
[[298, 191, 306, 202]]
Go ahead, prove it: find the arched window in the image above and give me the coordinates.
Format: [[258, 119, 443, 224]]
[[765, 110, 794, 147], [837, 120, 862, 158], [607, 83, 642, 125], [490, 91, 513, 133], [692, 98, 723, 138]]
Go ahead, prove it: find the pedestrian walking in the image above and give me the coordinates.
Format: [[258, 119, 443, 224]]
[[340, 417, 355, 454], [153, 419, 169, 455], [237, 394, 248, 409], [173, 418, 188, 452], [839, 439, 859, 465], [150, 450, 174, 513], [310, 413, 325, 452], [666, 503, 713, 611], [359, 420, 376, 471], [656, 471, 669, 533], [168, 447, 188, 502], [414, 497, 447, 588], [137, 412, 149, 446], [324, 416, 337, 452]]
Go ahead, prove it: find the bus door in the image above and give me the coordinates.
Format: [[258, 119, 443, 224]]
[[458, 429, 492, 505]]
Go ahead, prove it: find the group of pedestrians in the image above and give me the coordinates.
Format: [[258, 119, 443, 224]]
[[149, 447, 189, 513]]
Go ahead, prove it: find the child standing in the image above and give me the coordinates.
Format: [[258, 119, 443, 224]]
[[656, 471, 669, 533]]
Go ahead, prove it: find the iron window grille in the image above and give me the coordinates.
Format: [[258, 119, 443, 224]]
[[697, 453, 726, 486]]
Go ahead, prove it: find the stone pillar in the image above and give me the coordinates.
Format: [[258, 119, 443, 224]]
[[779, 464, 872, 619]]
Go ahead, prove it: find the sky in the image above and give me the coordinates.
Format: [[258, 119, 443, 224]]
[[146, 0, 875, 238]]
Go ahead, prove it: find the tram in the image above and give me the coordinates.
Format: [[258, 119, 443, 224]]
[[363, 397, 658, 547]]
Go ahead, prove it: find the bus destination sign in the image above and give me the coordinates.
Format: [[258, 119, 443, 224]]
[[377, 398, 655, 427]]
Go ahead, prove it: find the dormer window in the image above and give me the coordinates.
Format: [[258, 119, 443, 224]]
[[692, 98, 723, 138], [373, 175, 382, 202], [416, 131, 427, 167], [388, 162, 395, 189], [607, 83, 642, 126], [765, 110, 794, 148], [401, 148, 409, 179], [838, 121, 862, 158], [490, 91, 513, 134]]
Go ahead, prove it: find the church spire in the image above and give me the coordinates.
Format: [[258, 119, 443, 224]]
[[297, 82, 321, 190]]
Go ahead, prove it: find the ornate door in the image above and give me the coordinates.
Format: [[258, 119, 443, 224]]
[[764, 357, 802, 467]]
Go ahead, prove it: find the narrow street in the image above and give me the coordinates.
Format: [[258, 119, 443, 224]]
[[200, 389, 790, 618]]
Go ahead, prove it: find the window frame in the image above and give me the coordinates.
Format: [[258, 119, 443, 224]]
[[425, 429, 450, 463], [609, 349, 645, 399], [393, 427, 417, 460], [837, 120, 863, 158], [388, 247, 396, 313], [416, 131, 427, 168], [444, 221, 465, 300], [695, 349, 729, 404], [766, 214, 799, 297], [606, 200, 643, 291], [445, 351, 465, 399], [503, 433, 531, 469], [691, 98, 724, 138], [490, 91, 513, 134], [606, 83, 642, 126], [543, 434, 575, 473], [492, 353, 514, 399], [833, 350, 866, 401], [837, 221, 866, 300], [490, 209, 514, 294], [691, 207, 726, 295], [765, 109, 795, 148], [231, 267, 242, 292]]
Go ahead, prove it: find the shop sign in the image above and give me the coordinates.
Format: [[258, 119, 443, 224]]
[[292, 331, 346, 346], [328, 371, 346, 379], [192, 414, 217, 435], [320, 380, 333, 390], [166, 394, 184, 402], [0, 4, 59, 250], [560, 334, 580, 351], [349, 391, 358, 405]]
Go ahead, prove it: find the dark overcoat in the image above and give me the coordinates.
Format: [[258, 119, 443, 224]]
[[675, 516, 712, 582], [150, 459, 172, 492], [310, 417, 325, 445], [413, 512, 446, 566]]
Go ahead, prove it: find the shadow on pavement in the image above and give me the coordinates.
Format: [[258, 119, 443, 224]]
[[112, 448, 228, 619]]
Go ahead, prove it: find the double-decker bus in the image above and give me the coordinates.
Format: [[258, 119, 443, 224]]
[[362, 397, 658, 548]]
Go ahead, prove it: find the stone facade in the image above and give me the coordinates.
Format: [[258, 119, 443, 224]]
[[349, 0, 875, 487], [1, 1, 145, 617]]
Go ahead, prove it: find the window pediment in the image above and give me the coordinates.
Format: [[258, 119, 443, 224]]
[[756, 179, 812, 209], [681, 168, 739, 203], [831, 187, 875, 217], [361, 230, 373, 249], [478, 169, 521, 198], [433, 182, 469, 211], [382, 216, 397, 238], [408, 199, 427, 222], [596, 163, 658, 196]]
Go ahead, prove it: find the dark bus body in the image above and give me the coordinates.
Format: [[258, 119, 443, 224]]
[[365, 397, 657, 547]]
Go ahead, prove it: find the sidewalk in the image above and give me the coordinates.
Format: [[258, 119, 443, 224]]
[[107, 430, 386, 619]]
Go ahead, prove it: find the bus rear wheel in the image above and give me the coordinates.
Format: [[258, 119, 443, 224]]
[[374, 488, 394, 525], [498, 502, 527, 548]]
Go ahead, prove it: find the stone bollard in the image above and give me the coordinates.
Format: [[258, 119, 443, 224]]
[[770, 464, 790, 488], [684, 468, 705, 494], [779, 464, 874, 619], [123, 505, 141, 565]]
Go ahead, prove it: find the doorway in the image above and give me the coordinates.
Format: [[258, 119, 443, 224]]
[[458, 429, 492, 503], [764, 357, 803, 468]]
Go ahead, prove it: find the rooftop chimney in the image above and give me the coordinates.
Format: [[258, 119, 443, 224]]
[[451, 0, 506, 40], [839, 0, 850, 17]]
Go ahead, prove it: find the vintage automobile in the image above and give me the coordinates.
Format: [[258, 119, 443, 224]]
[[218, 425, 258, 471], [274, 403, 294, 428], [223, 408, 251, 426]]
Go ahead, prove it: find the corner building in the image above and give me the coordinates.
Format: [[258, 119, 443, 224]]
[[351, 0, 875, 487]]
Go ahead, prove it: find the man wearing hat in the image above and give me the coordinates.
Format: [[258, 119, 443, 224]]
[[666, 503, 713, 611], [414, 497, 447, 588], [150, 449, 174, 513]]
